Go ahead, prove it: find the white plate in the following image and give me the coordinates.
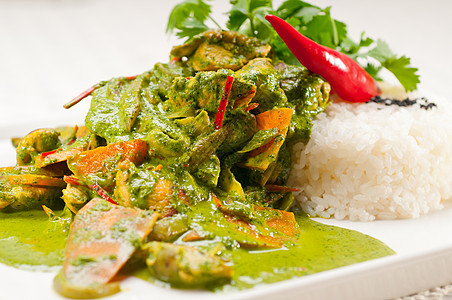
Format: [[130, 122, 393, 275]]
[[1, 1, 452, 299], [1, 130, 452, 300]]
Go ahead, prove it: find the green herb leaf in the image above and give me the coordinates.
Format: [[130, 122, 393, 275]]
[[227, 9, 249, 31], [381, 56, 420, 91], [166, 0, 214, 39], [366, 39, 395, 62], [175, 19, 210, 39], [365, 40, 420, 91], [276, 0, 320, 21], [227, 0, 273, 35]]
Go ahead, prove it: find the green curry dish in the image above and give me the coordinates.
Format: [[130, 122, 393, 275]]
[[0, 28, 347, 296]]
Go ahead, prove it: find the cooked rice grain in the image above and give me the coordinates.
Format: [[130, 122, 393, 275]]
[[288, 87, 452, 221]]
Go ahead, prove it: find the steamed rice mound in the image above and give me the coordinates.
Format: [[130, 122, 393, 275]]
[[288, 88, 452, 221]]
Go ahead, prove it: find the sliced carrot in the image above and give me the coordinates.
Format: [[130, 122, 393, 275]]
[[68, 139, 148, 191], [255, 206, 300, 237], [55, 198, 158, 298], [182, 230, 205, 242], [3, 174, 66, 188], [69, 139, 148, 176], [223, 205, 300, 248], [255, 107, 294, 131], [241, 108, 293, 171]]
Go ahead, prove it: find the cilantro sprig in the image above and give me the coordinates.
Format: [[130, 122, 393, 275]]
[[166, 0, 420, 92]]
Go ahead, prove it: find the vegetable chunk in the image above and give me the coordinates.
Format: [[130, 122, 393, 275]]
[[170, 30, 271, 71], [143, 241, 233, 288], [241, 108, 293, 171], [67, 139, 148, 191], [54, 198, 158, 299]]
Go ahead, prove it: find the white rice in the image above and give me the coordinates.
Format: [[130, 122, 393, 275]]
[[287, 85, 452, 221]]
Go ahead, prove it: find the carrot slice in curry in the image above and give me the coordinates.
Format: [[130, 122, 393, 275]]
[[54, 198, 158, 299], [223, 205, 300, 248], [241, 108, 293, 171], [67, 139, 148, 191], [2, 174, 66, 188]]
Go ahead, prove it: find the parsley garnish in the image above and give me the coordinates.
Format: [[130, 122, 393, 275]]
[[166, 0, 420, 92]]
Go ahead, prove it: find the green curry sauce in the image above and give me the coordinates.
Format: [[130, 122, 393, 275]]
[[0, 209, 394, 290], [0, 210, 70, 267]]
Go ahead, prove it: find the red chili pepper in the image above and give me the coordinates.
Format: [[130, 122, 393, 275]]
[[90, 183, 118, 205], [212, 194, 222, 208], [63, 83, 102, 109], [39, 148, 60, 159], [63, 175, 84, 186], [265, 15, 380, 103], [214, 75, 234, 130], [63, 175, 117, 205]]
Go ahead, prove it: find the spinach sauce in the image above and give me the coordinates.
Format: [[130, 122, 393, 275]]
[[0, 209, 393, 290]]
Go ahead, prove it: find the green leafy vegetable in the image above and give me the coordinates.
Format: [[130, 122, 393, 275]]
[[166, 0, 221, 39], [166, 0, 420, 92]]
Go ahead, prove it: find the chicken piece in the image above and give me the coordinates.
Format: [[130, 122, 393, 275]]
[[148, 214, 189, 242], [171, 30, 271, 71], [236, 58, 288, 112], [143, 241, 233, 288], [114, 161, 175, 216], [16, 128, 61, 165], [0, 181, 63, 210], [62, 183, 93, 213]]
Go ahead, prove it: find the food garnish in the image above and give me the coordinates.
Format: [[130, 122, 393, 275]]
[[214, 75, 234, 130], [265, 14, 380, 102]]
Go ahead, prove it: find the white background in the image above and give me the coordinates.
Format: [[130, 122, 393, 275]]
[[0, 0, 452, 299]]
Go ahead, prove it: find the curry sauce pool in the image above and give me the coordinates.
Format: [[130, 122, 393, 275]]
[[135, 213, 395, 291], [0, 210, 393, 290], [0, 209, 70, 268]]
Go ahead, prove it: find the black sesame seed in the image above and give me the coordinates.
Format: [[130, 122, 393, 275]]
[[368, 95, 437, 110]]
